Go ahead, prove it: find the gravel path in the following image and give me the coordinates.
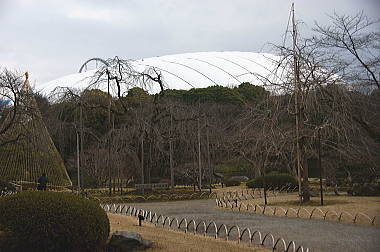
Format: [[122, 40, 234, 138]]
[[124, 199, 380, 252]]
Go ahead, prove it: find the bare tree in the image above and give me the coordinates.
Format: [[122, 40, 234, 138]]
[[313, 11, 380, 90], [265, 15, 380, 201], [0, 69, 24, 144], [0, 70, 35, 147]]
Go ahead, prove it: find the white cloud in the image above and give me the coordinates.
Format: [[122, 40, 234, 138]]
[[1, 0, 378, 85], [62, 2, 135, 25], [66, 7, 114, 22]]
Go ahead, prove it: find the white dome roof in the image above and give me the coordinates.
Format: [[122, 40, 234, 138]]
[[39, 51, 289, 96]]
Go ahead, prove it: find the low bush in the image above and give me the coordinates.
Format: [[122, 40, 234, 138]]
[[0, 180, 15, 192], [224, 178, 241, 187], [246, 173, 297, 188], [0, 191, 110, 252], [214, 158, 251, 177], [97, 190, 211, 203], [351, 183, 380, 196]]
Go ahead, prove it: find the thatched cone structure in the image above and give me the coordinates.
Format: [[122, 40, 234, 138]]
[[0, 73, 72, 187]]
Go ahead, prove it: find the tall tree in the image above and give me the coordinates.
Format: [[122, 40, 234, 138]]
[[313, 11, 380, 90]]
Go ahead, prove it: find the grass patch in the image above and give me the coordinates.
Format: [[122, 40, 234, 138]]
[[239, 194, 380, 226], [108, 213, 269, 252], [267, 199, 350, 207]]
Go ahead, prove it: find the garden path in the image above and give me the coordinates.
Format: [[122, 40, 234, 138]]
[[126, 199, 380, 252]]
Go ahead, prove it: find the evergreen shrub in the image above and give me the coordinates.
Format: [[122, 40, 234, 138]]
[[224, 178, 241, 187], [0, 191, 109, 252], [246, 173, 297, 188], [351, 183, 380, 196]]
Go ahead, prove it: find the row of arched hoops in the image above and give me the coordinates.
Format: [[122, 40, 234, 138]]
[[216, 199, 379, 226], [101, 203, 310, 252], [217, 185, 299, 202]]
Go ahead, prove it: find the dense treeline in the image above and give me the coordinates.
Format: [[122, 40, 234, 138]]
[[36, 83, 263, 187], [33, 82, 379, 191]]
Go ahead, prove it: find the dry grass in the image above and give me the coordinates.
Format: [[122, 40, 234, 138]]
[[108, 213, 269, 252], [239, 194, 380, 226], [213, 185, 248, 195]]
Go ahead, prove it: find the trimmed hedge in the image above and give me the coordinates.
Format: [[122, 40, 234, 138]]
[[351, 183, 380, 196], [246, 173, 297, 188], [0, 191, 109, 252], [224, 178, 241, 187]]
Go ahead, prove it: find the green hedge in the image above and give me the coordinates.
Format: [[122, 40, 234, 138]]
[[351, 183, 380, 196], [0, 191, 109, 252], [214, 158, 252, 178], [246, 173, 297, 188], [224, 178, 241, 187]]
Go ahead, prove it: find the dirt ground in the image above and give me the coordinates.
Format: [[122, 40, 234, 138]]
[[237, 194, 380, 226], [108, 213, 269, 252]]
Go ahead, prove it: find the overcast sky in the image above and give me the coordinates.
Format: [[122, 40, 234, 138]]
[[0, 0, 379, 87]]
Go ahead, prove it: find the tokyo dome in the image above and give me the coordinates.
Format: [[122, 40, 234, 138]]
[[39, 51, 290, 96]]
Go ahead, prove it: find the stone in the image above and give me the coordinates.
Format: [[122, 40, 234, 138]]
[[108, 231, 152, 251]]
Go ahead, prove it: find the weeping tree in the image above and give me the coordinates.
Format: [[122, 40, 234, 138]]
[[47, 57, 168, 191]]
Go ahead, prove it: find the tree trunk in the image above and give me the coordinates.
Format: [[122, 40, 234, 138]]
[[141, 129, 145, 194], [206, 118, 211, 193], [170, 107, 174, 188], [197, 112, 202, 191], [302, 156, 310, 202]]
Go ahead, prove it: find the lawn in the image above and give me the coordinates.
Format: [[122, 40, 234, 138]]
[[237, 194, 380, 226]]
